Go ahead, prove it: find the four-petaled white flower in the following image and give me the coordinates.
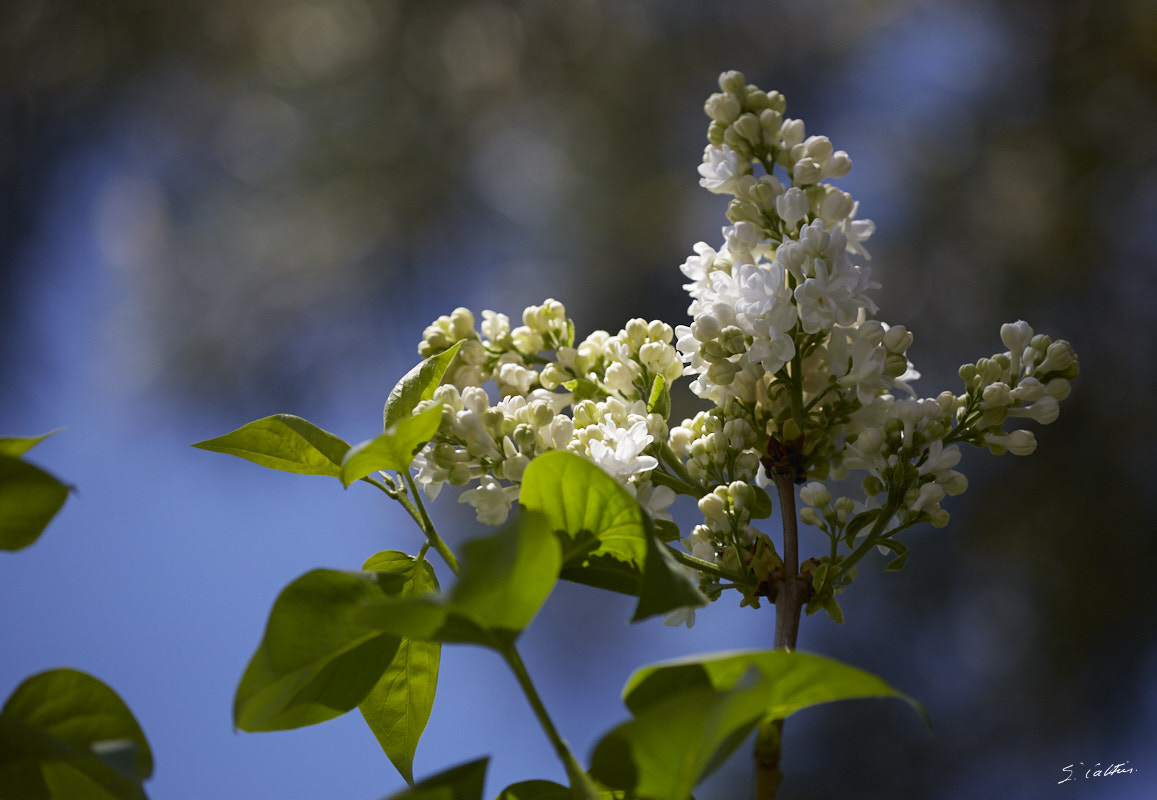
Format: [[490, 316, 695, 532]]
[[586, 420, 658, 481], [698, 144, 742, 194]]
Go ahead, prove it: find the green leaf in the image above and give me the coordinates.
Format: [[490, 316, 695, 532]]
[[0, 454, 71, 551], [590, 674, 770, 800], [341, 405, 444, 487], [630, 529, 708, 623], [877, 538, 910, 571], [381, 757, 487, 800], [384, 342, 463, 431], [494, 781, 571, 800], [234, 569, 405, 732], [593, 651, 926, 800], [449, 511, 560, 639], [747, 486, 773, 520], [192, 415, 350, 478], [843, 508, 881, 545], [519, 451, 707, 620], [622, 650, 928, 728], [495, 781, 624, 800], [0, 668, 152, 800], [358, 552, 441, 786], [0, 429, 63, 458], [358, 513, 562, 649], [645, 375, 670, 418]]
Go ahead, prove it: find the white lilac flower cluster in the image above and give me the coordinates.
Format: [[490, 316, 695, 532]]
[[410, 302, 681, 526], [404, 71, 1078, 627]]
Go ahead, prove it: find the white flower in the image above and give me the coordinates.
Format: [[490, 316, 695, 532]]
[[586, 420, 658, 481], [458, 476, 518, 526], [698, 144, 743, 194], [663, 605, 697, 628], [775, 187, 809, 229]]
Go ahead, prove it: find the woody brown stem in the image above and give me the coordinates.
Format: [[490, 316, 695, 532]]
[[755, 468, 809, 800]]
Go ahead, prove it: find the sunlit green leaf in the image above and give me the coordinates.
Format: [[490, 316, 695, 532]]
[[234, 569, 405, 732], [0, 668, 152, 800], [341, 405, 443, 487], [519, 452, 706, 620], [495, 781, 624, 800], [590, 675, 770, 800], [192, 414, 350, 478], [0, 454, 71, 551], [622, 649, 927, 727], [381, 757, 487, 800], [494, 781, 571, 800], [357, 513, 562, 650], [359, 552, 441, 785], [0, 429, 63, 458], [384, 341, 463, 431], [450, 511, 560, 637]]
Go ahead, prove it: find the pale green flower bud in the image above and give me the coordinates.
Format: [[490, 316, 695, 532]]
[[819, 188, 854, 224], [719, 70, 746, 96], [743, 87, 772, 113], [799, 481, 831, 508], [824, 150, 852, 178], [708, 120, 727, 147], [719, 326, 747, 356], [929, 508, 951, 528], [1036, 340, 1077, 377], [780, 118, 805, 148], [800, 507, 824, 527], [704, 92, 741, 124], [1009, 395, 1059, 424], [692, 315, 721, 342], [648, 320, 674, 343], [792, 157, 822, 186], [573, 400, 599, 427], [985, 429, 1037, 456], [625, 318, 649, 348], [728, 480, 752, 513], [982, 382, 1014, 409], [698, 491, 728, 525], [882, 325, 913, 354], [448, 463, 473, 486], [884, 353, 910, 378], [733, 113, 762, 147], [1045, 377, 1071, 401], [722, 126, 752, 159], [727, 198, 763, 225], [759, 108, 783, 138]]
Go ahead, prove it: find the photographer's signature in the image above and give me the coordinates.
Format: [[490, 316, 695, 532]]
[[1058, 761, 1136, 784]]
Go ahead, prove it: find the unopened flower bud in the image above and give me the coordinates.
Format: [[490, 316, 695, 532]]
[[719, 70, 746, 96], [733, 113, 762, 147], [799, 481, 831, 508], [704, 92, 741, 124], [776, 187, 808, 229], [698, 492, 728, 524], [792, 157, 822, 185]]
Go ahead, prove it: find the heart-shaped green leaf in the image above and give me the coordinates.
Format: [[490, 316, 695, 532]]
[[234, 569, 406, 732], [519, 451, 706, 620], [0, 668, 153, 800]]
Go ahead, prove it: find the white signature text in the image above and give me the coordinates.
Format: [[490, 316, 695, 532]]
[[1058, 761, 1136, 784]]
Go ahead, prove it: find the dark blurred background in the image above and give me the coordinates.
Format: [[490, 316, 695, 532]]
[[2, 1, 1155, 798]]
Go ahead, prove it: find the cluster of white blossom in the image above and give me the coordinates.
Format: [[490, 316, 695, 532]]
[[658, 71, 1077, 624], [410, 302, 680, 526], [403, 70, 1078, 629]]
